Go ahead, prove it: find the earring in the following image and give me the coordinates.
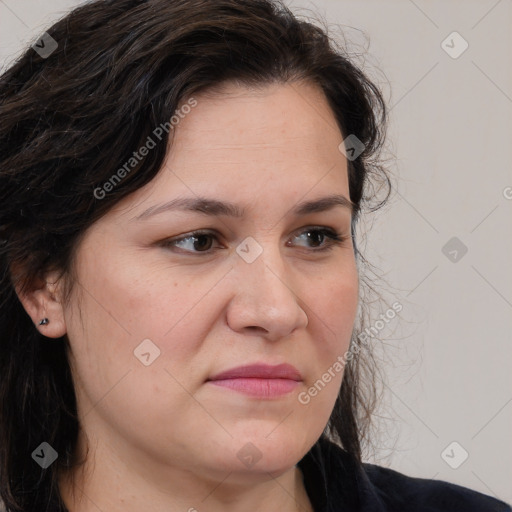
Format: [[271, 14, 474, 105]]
[[39, 318, 50, 326]]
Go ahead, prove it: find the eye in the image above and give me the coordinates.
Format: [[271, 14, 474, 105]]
[[288, 227, 347, 252], [161, 230, 220, 254], [160, 227, 348, 255]]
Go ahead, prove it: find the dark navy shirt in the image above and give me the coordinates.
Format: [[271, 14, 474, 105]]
[[297, 435, 511, 512]]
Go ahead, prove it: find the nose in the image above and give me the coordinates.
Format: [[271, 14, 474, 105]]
[[226, 244, 309, 341]]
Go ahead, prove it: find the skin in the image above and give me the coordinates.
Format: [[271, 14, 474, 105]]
[[18, 80, 359, 512]]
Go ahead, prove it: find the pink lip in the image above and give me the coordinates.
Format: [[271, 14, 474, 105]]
[[207, 364, 302, 398], [209, 363, 302, 381]]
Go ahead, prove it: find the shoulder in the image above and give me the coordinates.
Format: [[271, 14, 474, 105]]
[[359, 461, 512, 512], [300, 436, 511, 512]]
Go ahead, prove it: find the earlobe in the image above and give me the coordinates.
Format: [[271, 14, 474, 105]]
[[13, 270, 68, 339]]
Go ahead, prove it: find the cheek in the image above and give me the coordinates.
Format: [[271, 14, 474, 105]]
[[73, 242, 214, 344], [121, 273, 224, 361], [63, 274, 214, 441], [300, 267, 358, 402], [312, 266, 359, 349], [301, 316, 356, 423]]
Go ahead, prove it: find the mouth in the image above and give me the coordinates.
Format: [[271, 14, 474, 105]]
[[206, 363, 302, 398], [207, 378, 299, 397]]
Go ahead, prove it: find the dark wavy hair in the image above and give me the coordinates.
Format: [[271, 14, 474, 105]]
[[0, 0, 389, 510]]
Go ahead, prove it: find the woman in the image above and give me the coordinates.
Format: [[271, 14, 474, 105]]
[[0, 1, 509, 511]]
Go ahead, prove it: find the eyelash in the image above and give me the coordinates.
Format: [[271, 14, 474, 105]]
[[160, 227, 348, 255]]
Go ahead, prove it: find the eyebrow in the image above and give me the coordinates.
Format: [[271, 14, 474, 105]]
[[131, 193, 354, 222]]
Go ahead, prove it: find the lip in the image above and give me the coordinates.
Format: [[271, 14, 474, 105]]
[[208, 363, 302, 381], [207, 364, 302, 398]]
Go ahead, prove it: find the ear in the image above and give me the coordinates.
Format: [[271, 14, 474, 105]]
[[13, 269, 68, 339]]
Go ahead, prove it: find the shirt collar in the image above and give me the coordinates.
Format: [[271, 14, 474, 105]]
[[297, 434, 385, 512]]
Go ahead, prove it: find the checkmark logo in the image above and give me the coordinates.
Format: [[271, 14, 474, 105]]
[[236, 236, 263, 263], [441, 441, 469, 469], [441, 32, 468, 59], [31, 32, 58, 59], [31, 442, 58, 469], [236, 442, 262, 468], [338, 134, 365, 161], [442, 237, 468, 263], [134, 339, 161, 366]]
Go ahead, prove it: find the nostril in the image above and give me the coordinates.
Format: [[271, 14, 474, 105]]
[[246, 326, 268, 333]]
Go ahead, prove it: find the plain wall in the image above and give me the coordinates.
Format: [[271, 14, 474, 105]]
[[1, 0, 511, 505]]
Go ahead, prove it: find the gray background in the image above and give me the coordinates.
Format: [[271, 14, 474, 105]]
[[1, 0, 511, 506]]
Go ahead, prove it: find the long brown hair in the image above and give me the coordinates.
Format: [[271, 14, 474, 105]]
[[0, 0, 389, 509]]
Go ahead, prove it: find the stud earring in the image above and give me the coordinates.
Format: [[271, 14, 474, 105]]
[[39, 318, 50, 326]]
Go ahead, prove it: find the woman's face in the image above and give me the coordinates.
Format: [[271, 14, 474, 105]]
[[58, 81, 358, 482]]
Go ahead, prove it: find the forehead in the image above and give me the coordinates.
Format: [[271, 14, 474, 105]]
[[168, 81, 346, 180], [175, 80, 343, 152], [112, 81, 350, 220]]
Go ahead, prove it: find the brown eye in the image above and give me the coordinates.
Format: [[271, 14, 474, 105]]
[[162, 227, 346, 256], [162, 231, 220, 254], [290, 227, 346, 251]]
